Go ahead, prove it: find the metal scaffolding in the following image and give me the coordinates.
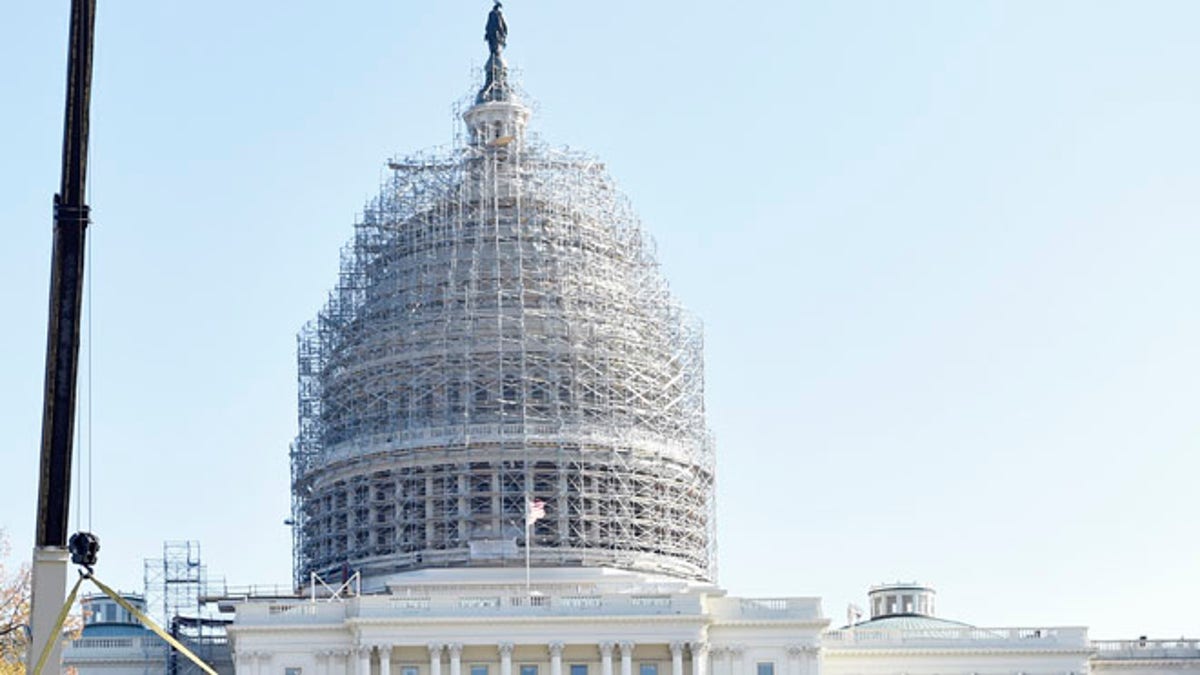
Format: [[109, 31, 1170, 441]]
[[143, 541, 230, 674], [291, 84, 715, 588]]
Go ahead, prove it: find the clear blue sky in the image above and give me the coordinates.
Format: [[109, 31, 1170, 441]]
[[3, 1, 1198, 638]]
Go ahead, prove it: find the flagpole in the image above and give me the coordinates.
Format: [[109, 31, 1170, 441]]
[[524, 493, 532, 595]]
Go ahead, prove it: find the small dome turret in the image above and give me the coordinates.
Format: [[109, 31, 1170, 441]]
[[868, 582, 937, 618], [81, 593, 145, 626]]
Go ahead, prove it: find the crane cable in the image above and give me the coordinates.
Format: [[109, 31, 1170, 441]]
[[74, 233, 93, 535]]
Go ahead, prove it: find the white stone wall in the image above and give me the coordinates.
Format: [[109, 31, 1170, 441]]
[[226, 573, 825, 675], [1093, 639, 1200, 675]]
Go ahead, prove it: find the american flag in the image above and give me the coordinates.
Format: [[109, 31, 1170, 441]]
[[526, 498, 546, 525]]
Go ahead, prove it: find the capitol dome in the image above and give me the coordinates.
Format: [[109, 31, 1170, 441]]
[[289, 5, 715, 589]]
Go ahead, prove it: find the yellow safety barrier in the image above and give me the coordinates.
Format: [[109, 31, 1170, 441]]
[[32, 572, 219, 675]]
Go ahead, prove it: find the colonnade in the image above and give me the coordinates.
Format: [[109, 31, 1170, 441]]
[[235, 640, 819, 675], [247, 641, 712, 675]]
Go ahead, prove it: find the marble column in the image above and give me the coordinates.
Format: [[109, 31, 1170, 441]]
[[379, 645, 393, 675], [550, 642, 564, 675], [670, 642, 685, 675], [619, 642, 634, 675], [358, 647, 372, 675], [316, 651, 331, 675], [600, 642, 615, 675], [430, 643, 444, 675], [449, 643, 464, 675], [500, 642, 515, 675], [689, 643, 708, 675]]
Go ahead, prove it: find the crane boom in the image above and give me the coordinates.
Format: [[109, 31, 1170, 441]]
[[28, 0, 97, 672]]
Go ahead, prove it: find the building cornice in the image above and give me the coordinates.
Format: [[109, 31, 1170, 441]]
[[1092, 660, 1200, 669], [227, 623, 348, 636], [711, 620, 829, 629], [346, 615, 711, 628], [229, 613, 713, 636]]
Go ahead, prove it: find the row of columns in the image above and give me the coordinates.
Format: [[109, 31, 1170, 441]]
[[257, 642, 819, 675], [312, 642, 713, 675]]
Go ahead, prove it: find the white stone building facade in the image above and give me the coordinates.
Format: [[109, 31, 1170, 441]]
[[227, 569, 823, 675], [226, 577, 1200, 675]]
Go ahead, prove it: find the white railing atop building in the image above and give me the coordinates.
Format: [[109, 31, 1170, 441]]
[[824, 626, 1090, 648], [1092, 639, 1200, 659], [235, 592, 819, 624], [708, 596, 824, 621], [70, 637, 136, 649], [63, 635, 167, 661]]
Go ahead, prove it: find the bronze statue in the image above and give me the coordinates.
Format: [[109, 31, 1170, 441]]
[[479, 2, 511, 103], [486, 2, 507, 56]]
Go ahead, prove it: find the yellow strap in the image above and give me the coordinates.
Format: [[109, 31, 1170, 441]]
[[89, 575, 219, 675], [31, 574, 85, 675]]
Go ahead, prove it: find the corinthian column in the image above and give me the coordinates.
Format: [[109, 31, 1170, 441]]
[[600, 642, 615, 675], [358, 647, 372, 675], [549, 642, 564, 675], [379, 645, 393, 675], [499, 642, 515, 675], [430, 643, 444, 675], [689, 643, 708, 675], [619, 642, 634, 675], [670, 642, 684, 675], [449, 643, 464, 675]]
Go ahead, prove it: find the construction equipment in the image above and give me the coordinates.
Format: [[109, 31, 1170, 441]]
[[28, 0, 98, 672]]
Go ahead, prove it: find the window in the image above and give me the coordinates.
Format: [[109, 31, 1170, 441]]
[[285, 669, 302, 675], [402, 667, 420, 675], [571, 666, 588, 675], [472, 666, 489, 675], [757, 664, 775, 675], [640, 665, 658, 675], [521, 666, 539, 675]]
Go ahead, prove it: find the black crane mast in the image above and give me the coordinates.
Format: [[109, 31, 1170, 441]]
[[28, 0, 97, 671]]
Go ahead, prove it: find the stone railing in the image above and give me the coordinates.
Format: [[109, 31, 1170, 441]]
[[63, 635, 166, 662], [67, 635, 164, 649], [824, 626, 1090, 648], [237, 601, 347, 625], [707, 597, 823, 621], [1093, 639, 1200, 659], [235, 589, 713, 624]]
